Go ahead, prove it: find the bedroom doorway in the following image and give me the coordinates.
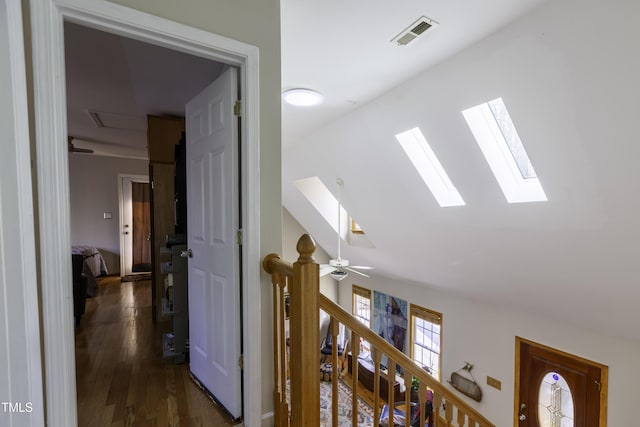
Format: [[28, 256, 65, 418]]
[[119, 174, 151, 276], [31, 1, 262, 424]]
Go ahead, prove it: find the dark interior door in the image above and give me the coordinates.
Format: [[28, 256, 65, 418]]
[[132, 181, 151, 272]]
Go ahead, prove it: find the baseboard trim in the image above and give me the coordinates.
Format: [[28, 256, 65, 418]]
[[261, 411, 274, 427]]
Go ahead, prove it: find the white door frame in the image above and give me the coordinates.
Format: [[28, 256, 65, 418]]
[[118, 174, 150, 276], [0, 0, 45, 425], [30, 1, 262, 425]]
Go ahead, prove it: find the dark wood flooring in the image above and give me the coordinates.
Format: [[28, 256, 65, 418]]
[[75, 276, 240, 426]]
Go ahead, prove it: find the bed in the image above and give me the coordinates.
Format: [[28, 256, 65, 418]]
[[71, 246, 109, 297]]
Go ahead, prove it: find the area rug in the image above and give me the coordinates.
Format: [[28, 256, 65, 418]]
[[287, 378, 375, 426], [121, 273, 151, 282]]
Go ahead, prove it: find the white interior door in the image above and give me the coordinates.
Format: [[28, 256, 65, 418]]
[[186, 67, 242, 418]]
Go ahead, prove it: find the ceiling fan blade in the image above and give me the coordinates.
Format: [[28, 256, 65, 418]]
[[345, 266, 370, 278], [320, 265, 333, 277], [68, 137, 94, 153], [350, 265, 373, 270], [70, 146, 94, 154]]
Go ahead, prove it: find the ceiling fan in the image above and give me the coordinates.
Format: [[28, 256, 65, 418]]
[[68, 136, 94, 154], [320, 178, 372, 281]]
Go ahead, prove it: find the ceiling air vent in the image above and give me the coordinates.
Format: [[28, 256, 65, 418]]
[[391, 16, 439, 46]]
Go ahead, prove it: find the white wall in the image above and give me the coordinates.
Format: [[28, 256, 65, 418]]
[[339, 275, 636, 425], [68, 155, 148, 274]]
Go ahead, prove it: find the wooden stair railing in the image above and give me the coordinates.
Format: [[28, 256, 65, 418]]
[[263, 234, 495, 427]]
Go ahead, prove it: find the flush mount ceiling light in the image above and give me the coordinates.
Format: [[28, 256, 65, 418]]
[[282, 88, 324, 106]]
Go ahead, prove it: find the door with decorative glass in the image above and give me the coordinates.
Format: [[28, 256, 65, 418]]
[[515, 338, 607, 427]]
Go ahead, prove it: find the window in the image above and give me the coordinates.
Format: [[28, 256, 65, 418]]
[[352, 285, 372, 352], [462, 97, 547, 203], [410, 304, 442, 380], [351, 218, 364, 234], [395, 127, 465, 207]]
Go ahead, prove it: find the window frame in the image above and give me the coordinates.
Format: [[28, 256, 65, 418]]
[[351, 218, 365, 234], [352, 285, 372, 352], [462, 97, 547, 203], [409, 304, 443, 381]]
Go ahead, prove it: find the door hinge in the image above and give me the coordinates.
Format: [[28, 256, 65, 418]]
[[234, 100, 242, 117], [238, 354, 244, 370], [236, 229, 243, 245]]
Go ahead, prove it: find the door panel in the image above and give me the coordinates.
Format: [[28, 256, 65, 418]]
[[516, 338, 606, 427], [190, 267, 207, 362], [186, 67, 242, 418]]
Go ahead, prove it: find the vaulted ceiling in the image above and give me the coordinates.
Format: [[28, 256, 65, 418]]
[[64, 0, 640, 343], [281, 0, 640, 344]]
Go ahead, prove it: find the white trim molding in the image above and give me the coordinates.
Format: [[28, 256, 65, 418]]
[[0, 0, 45, 425], [30, 0, 262, 425]]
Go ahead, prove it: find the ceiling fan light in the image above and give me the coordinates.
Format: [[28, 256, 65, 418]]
[[282, 88, 324, 107], [330, 269, 348, 281]]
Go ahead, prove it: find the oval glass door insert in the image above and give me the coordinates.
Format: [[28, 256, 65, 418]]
[[538, 372, 574, 427]]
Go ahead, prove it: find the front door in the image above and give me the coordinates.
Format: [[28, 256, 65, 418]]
[[186, 67, 242, 419], [516, 338, 607, 427]]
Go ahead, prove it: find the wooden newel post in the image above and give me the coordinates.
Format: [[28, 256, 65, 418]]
[[289, 234, 320, 426]]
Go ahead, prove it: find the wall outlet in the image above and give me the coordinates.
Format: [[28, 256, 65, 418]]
[[486, 376, 501, 390]]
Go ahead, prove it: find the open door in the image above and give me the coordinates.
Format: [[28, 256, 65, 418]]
[[185, 67, 242, 418], [119, 175, 151, 276]]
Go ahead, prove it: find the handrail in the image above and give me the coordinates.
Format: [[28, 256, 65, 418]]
[[263, 233, 495, 427], [262, 253, 293, 277], [319, 294, 495, 427], [264, 234, 320, 426]]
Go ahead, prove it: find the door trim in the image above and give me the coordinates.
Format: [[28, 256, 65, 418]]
[[30, 1, 262, 425], [1, 0, 46, 424], [514, 337, 608, 427]]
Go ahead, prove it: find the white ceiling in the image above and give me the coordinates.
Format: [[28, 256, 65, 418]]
[[64, 0, 640, 344], [64, 22, 225, 156], [281, 0, 550, 145]]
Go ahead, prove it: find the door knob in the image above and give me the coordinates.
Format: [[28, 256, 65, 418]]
[[180, 249, 193, 258], [519, 403, 526, 422]]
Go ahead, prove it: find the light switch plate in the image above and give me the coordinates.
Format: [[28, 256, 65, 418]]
[[103, 212, 112, 219]]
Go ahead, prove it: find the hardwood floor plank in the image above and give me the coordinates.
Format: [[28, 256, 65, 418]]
[[76, 277, 240, 426]]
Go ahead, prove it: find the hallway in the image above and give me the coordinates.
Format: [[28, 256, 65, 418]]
[[75, 276, 239, 426]]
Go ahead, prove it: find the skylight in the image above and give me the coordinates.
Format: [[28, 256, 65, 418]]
[[294, 176, 348, 237], [462, 98, 547, 203], [395, 127, 465, 207]]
